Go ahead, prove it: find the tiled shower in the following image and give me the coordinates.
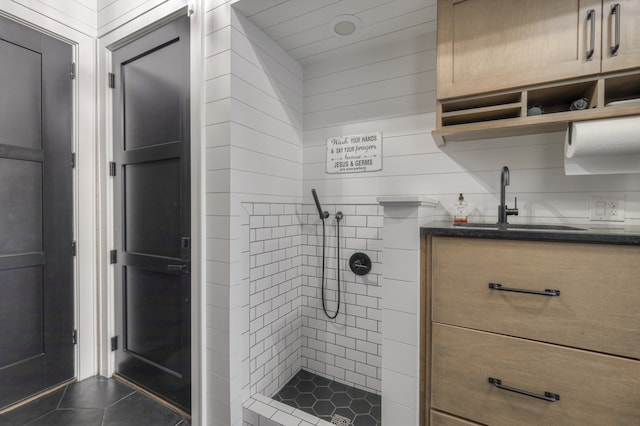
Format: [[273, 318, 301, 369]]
[[246, 202, 383, 418]]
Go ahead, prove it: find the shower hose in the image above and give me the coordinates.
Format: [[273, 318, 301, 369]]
[[320, 216, 340, 319]]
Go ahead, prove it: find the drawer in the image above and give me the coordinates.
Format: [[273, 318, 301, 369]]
[[431, 324, 640, 426], [431, 237, 640, 359], [431, 410, 481, 426]]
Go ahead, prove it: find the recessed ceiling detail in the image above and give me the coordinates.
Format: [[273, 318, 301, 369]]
[[233, 0, 437, 64], [329, 14, 362, 37]]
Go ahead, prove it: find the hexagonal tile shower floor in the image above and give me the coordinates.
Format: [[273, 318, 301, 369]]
[[272, 370, 381, 426]]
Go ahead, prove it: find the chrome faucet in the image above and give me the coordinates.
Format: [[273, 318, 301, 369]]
[[498, 166, 518, 224]]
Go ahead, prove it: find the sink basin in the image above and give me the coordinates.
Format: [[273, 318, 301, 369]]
[[507, 224, 588, 231], [453, 223, 588, 231]]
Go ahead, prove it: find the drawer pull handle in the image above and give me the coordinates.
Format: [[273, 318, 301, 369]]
[[489, 283, 560, 296], [488, 378, 560, 402]]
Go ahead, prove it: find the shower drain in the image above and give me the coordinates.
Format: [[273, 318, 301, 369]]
[[330, 414, 351, 426]]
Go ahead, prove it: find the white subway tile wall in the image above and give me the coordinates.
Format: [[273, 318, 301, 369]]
[[248, 203, 383, 398], [300, 203, 383, 394], [248, 203, 303, 397]]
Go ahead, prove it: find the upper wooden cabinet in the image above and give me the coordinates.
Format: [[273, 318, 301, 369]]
[[433, 0, 640, 145], [437, 0, 602, 100], [602, 0, 640, 73]]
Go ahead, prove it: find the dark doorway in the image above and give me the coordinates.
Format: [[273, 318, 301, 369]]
[[0, 15, 74, 409], [111, 15, 191, 412]]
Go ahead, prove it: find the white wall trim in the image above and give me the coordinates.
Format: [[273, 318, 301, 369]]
[[190, 1, 205, 424], [96, 1, 204, 424]]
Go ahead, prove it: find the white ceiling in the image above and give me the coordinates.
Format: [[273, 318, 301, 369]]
[[233, 0, 437, 66]]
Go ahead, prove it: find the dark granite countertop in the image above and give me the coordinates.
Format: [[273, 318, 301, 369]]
[[421, 221, 640, 245]]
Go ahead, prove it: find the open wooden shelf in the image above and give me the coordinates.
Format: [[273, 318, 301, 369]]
[[441, 103, 522, 126], [433, 69, 640, 145]]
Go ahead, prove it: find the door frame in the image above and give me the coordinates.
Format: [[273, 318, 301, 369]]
[[97, 2, 204, 423], [0, 3, 97, 383]]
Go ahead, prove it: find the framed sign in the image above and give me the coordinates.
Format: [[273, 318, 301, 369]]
[[326, 132, 382, 174]]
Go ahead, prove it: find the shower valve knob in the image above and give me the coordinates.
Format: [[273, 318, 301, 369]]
[[349, 252, 372, 275]]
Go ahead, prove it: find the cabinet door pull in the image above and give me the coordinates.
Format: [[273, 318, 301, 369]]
[[488, 378, 560, 402], [488, 283, 560, 296], [586, 9, 596, 61], [610, 3, 621, 56]]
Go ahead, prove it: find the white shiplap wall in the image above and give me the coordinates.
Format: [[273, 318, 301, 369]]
[[302, 31, 640, 225], [7, 0, 97, 36], [205, 2, 304, 425], [228, 10, 303, 202], [97, 0, 169, 36], [203, 2, 235, 426]]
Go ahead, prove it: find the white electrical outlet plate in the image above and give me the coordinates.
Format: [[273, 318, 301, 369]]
[[589, 195, 625, 222]]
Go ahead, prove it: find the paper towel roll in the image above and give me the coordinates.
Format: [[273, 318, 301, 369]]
[[564, 116, 640, 175]]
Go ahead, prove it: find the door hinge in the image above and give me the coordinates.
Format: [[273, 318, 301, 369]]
[[109, 161, 116, 176], [108, 72, 115, 88], [72, 329, 78, 345], [110, 336, 118, 352], [72, 241, 77, 256], [110, 250, 117, 264], [71, 153, 76, 168], [71, 62, 76, 79]]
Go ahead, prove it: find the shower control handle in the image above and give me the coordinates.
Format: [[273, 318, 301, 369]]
[[349, 252, 372, 275]]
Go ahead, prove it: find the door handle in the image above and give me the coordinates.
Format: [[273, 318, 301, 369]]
[[167, 264, 187, 272]]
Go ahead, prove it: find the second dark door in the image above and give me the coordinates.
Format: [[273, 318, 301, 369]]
[[111, 16, 191, 412], [0, 15, 74, 409]]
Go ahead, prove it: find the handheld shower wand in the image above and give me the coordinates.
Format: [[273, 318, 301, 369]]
[[311, 188, 329, 220], [310, 189, 341, 319]]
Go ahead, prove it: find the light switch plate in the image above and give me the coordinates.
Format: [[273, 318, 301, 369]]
[[589, 195, 625, 221]]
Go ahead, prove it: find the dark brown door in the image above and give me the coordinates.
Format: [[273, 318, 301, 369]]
[[0, 15, 74, 409], [111, 16, 191, 412]]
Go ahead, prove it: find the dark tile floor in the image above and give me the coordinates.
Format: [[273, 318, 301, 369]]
[[273, 370, 381, 426], [0, 376, 190, 426]]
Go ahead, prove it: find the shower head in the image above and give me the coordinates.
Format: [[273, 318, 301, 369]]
[[311, 189, 330, 220]]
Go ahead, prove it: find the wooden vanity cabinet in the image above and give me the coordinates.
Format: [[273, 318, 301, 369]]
[[421, 236, 640, 425]]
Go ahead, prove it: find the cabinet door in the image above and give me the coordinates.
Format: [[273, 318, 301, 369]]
[[602, 0, 640, 73], [437, 0, 602, 99]]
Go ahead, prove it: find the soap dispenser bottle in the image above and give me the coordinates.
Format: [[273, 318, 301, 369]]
[[453, 193, 468, 223]]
